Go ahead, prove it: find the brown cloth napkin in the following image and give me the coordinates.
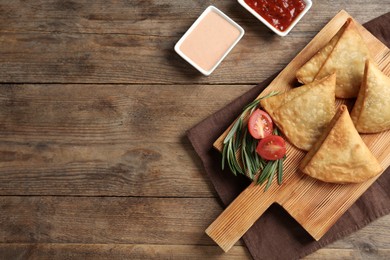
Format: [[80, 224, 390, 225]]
[[187, 12, 390, 260]]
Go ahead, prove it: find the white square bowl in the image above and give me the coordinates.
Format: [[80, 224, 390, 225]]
[[238, 0, 312, 36], [174, 6, 245, 76]]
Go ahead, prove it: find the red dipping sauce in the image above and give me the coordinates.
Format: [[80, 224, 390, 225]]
[[244, 0, 306, 32]]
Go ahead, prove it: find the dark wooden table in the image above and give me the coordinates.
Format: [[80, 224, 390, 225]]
[[0, 1, 389, 259]]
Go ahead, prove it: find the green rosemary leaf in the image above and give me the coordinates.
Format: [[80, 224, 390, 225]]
[[262, 160, 278, 185], [265, 161, 278, 191], [240, 130, 249, 175], [258, 170, 271, 186], [260, 156, 267, 165], [247, 131, 259, 179], [240, 132, 246, 154], [251, 152, 260, 176], [226, 141, 233, 173], [277, 156, 285, 185], [242, 91, 278, 112], [227, 141, 235, 170], [242, 149, 253, 179], [266, 91, 279, 98], [241, 129, 251, 176], [230, 140, 244, 175], [242, 99, 260, 112], [229, 162, 237, 176], [251, 139, 263, 171], [248, 103, 260, 117], [234, 120, 243, 150], [221, 141, 228, 170], [257, 161, 272, 184], [254, 150, 260, 167], [228, 143, 237, 175], [224, 118, 241, 144], [227, 150, 237, 176]]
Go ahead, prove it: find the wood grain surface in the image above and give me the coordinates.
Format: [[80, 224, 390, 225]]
[[0, 0, 389, 259]]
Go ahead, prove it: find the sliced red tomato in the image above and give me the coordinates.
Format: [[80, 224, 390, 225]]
[[248, 109, 273, 139], [256, 135, 286, 161]]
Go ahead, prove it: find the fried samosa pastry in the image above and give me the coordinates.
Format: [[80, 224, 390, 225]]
[[260, 83, 309, 119], [351, 60, 390, 133], [260, 74, 336, 151], [300, 105, 382, 183], [296, 24, 344, 84], [296, 18, 372, 98]]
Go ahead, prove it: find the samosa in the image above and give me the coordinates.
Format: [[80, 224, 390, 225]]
[[351, 60, 390, 133], [300, 105, 382, 183], [260, 74, 336, 151], [296, 18, 372, 98], [296, 24, 343, 84]]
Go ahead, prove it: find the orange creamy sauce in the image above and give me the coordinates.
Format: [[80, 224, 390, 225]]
[[179, 10, 241, 71]]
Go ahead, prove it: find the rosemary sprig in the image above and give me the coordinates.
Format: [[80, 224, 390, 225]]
[[221, 91, 286, 191]]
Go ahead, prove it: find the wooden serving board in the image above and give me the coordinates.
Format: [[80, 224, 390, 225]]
[[206, 10, 390, 252]]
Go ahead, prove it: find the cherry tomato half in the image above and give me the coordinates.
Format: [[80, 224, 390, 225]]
[[248, 109, 273, 139], [256, 135, 286, 161]]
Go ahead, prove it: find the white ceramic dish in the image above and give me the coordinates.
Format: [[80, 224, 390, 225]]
[[174, 6, 245, 76], [238, 0, 312, 36]]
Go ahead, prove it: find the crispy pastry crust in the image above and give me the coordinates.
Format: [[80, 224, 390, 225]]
[[300, 105, 382, 183]]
